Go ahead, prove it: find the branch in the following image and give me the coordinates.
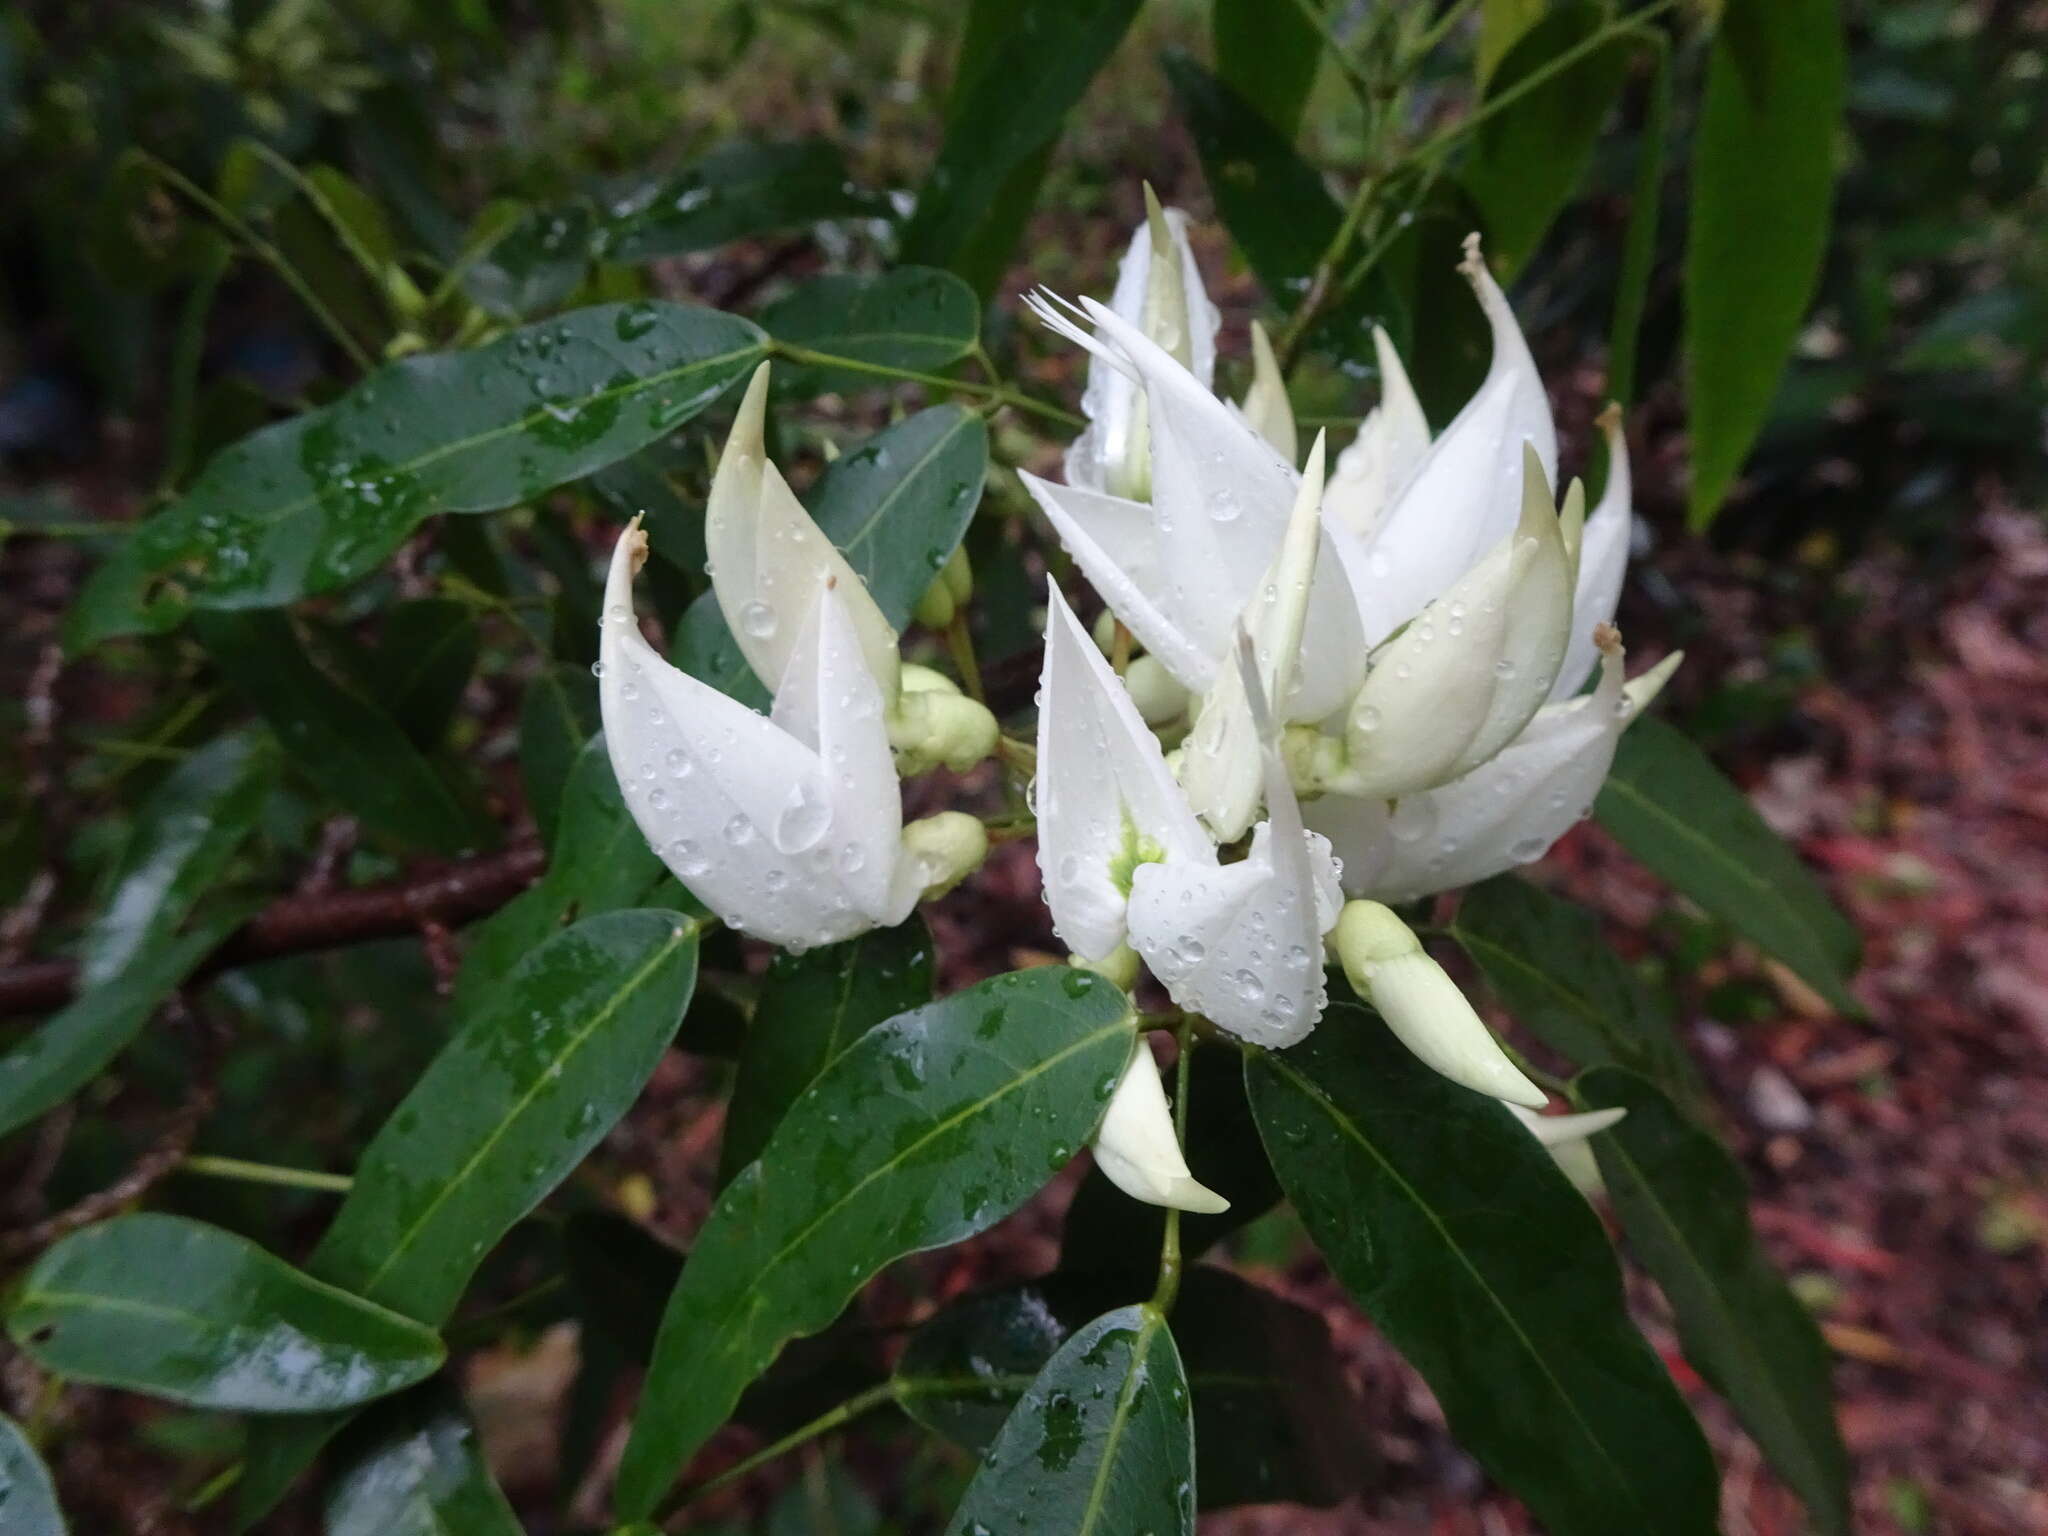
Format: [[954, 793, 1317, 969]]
[[0, 841, 546, 1019]]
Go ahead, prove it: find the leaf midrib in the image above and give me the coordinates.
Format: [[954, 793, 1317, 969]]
[[1077, 1307, 1170, 1536], [820, 409, 979, 581]]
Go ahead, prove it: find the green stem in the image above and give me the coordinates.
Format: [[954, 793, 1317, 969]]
[[238, 140, 404, 331], [945, 611, 987, 705], [1150, 1020, 1198, 1314], [767, 341, 1083, 429], [1274, 170, 1385, 371], [1411, 0, 1485, 60], [1286, 0, 1377, 108], [178, 1154, 353, 1194]]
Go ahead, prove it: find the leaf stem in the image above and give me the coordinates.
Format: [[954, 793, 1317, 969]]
[[177, 1154, 353, 1194], [945, 611, 987, 705], [766, 342, 1083, 428], [1151, 1020, 1198, 1314], [1286, 0, 1377, 108]]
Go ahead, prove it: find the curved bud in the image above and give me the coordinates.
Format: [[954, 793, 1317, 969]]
[[941, 542, 974, 604], [1123, 654, 1191, 725], [1325, 326, 1430, 539], [1552, 404, 1633, 702], [1092, 1044, 1230, 1214], [1240, 319, 1298, 463], [1333, 900, 1545, 1106], [887, 689, 999, 775], [887, 811, 989, 910], [1506, 1102, 1626, 1196], [705, 362, 899, 697], [912, 571, 957, 630], [1073, 942, 1142, 991]]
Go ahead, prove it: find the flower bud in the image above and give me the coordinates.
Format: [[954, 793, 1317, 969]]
[[1333, 900, 1545, 1107], [1507, 1102, 1626, 1196], [1073, 943, 1142, 991], [1122, 655, 1189, 726], [1239, 319, 1297, 464], [888, 689, 1000, 775], [912, 572, 956, 630], [897, 812, 988, 900], [1091, 1043, 1229, 1214]]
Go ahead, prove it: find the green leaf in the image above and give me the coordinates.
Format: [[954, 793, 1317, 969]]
[[1684, 0, 1845, 527], [518, 662, 601, 849], [454, 734, 668, 1010], [1607, 36, 1671, 409], [78, 729, 276, 987], [1478, 0, 1548, 84], [598, 140, 882, 265], [1595, 715, 1861, 1012], [461, 201, 597, 320], [1450, 876, 1696, 1096], [720, 921, 936, 1184], [586, 450, 705, 580], [71, 302, 766, 641], [370, 599, 480, 751], [1460, 3, 1632, 274], [0, 1414, 66, 1536], [1575, 1067, 1849, 1536], [7, 1214, 443, 1413], [1246, 1006, 1720, 1536], [901, 0, 1146, 279], [1213, 0, 1327, 139], [193, 610, 492, 856], [941, 1303, 1193, 1536], [901, 1268, 1370, 1512], [0, 907, 244, 1139], [611, 967, 1135, 1519], [762, 268, 980, 396], [677, 406, 988, 702], [325, 1387, 523, 1536]]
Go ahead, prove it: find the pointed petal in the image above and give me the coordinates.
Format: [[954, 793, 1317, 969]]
[[1018, 470, 1214, 691], [704, 363, 898, 696], [1459, 447, 1574, 769], [599, 527, 874, 950], [1324, 326, 1430, 538], [1036, 587, 1210, 961], [1239, 319, 1298, 463], [1092, 1045, 1230, 1214], [1552, 406, 1633, 702], [1507, 1102, 1628, 1148], [1351, 239, 1558, 640]]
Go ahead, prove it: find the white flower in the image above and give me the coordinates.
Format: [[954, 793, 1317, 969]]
[[1091, 1043, 1229, 1214], [1323, 324, 1429, 541], [1508, 1101, 1627, 1195], [1035, 588, 1342, 1049], [1238, 318, 1297, 463]]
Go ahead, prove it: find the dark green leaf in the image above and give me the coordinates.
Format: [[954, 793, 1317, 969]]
[[0, 907, 244, 1139], [586, 450, 705, 580], [461, 201, 598, 320], [1460, 3, 1632, 274], [0, 1414, 65, 1536], [941, 1303, 1193, 1536], [7, 1214, 443, 1412], [1575, 1067, 1850, 1536], [611, 967, 1135, 1519], [71, 303, 766, 641], [78, 729, 275, 987], [721, 921, 936, 1183], [1450, 876, 1696, 1096], [598, 140, 882, 264], [1247, 1007, 1720, 1536], [762, 268, 980, 395], [325, 1386, 523, 1536], [1213, 0, 1327, 139], [901, 0, 1146, 278], [518, 662, 601, 848], [194, 610, 492, 855], [372, 599, 480, 751], [676, 406, 987, 703], [1607, 39, 1671, 409], [1596, 716, 1861, 1012], [1685, 0, 1845, 526]]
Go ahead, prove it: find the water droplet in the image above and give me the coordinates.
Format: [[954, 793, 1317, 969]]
[[772, 780, 832, 853], [722, 813, 755, 847], [1170, 935, 1206, 967], [837, 843, 866, 875], [739, 599, 778, 639], [1509, 833, 1549, 862], [1233, 968, 1265, 1002], [668, 838, 708, 875], [666, 748, 693, 778], [1356, 704, 1382, 733], [590, 659, 605, 678], [1389, 798, 1438, 844], [1494, 657, 1518, 680]]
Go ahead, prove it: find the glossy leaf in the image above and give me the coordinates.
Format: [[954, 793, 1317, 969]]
[[371, 598, 480, 750], [325, 1387, 523, 1536], [78, 729, 275, 987], [1685, 0, 1845, 526], [586, 449, 705, 579], [0, 1414, 65, 1536], [1461, 3, 1632, 274], [941, 1303, 1193, 1536], [612, 967, 1135, 1519], [677, 406, 988, 702], [194, 610, 492, 855], [1596, 716, 1861, 1013], [0, 907, 243, 1139], [1213, 0, 1327, 138], [71, 302, 766, 641], [1607, 37, 1671, 409], [1575, 1067, 1850, 1536], [901, 0, 1145, 278], [1450, 876, 1695, 1096], [7, 1214, 443, 1413], [518, 662, 601, 848], [598, 140, 882, 264], [762, 268, 979, 395], [720, 921, 936, 1184], [1247, 1006, 1720, 1536]]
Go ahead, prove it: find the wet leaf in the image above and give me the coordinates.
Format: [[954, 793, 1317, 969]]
[[940, 1303, 1193, 1536], [761, 267, 979, 396], [1247, 1006, 1720, 1536], [1212, 0, 1327, 138], [0, 1414, 65, 1536], [71, 303, 765, 642], [598, 140, 882, 264], [369, 599, 480, 751], [7, 1214, 443, 1413], [1575, 1068, 1850, 1536], [1596, 716, 1861, 1013], [611, 967, 1135, 1519], [518, 662, 601, 848], [324, 1386, 522, 1536]]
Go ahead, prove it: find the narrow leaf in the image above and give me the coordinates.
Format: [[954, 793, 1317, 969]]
[[325, 1387, 523, 1536], [762, 268, 980, 395], [371, 599, 480, 751], [1247, 1006, 1720, 1536], [612, 967, 1135, 1518], [941, 1304, 1194, 1536], [1575, 1067, 1850, 1536], [1607, 38, 1671, 409], [518, 662, 601, 849], [1596, 715, 1861, 1012], [721, 921, 936, 1183], [1684, 0, 1845, 526], [0, 1414, 66, 1536], [1213, 0, 1327, 139], [71, 303, 766, 640], [7, 1214, 443, 1413], [599, 140, 881, 264]]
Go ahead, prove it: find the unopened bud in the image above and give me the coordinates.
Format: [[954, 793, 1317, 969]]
[[888, 689, 999, 774], [942, 543, 972, 604], [1073, 943, 1141, 991], [912, 574, 956, 630], [899, 812, 989, 899], [1122, 655, 1189, 725], [1091, 1043, 1229, 1214]]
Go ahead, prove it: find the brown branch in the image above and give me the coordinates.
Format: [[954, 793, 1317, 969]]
[[0, 840, 546, 1020]]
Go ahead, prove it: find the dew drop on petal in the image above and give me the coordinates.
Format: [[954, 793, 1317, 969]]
[[722, 813, 755, 847], [739, 600, 778, 639]]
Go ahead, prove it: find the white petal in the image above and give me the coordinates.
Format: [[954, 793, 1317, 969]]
[[1552, 407, 1633, 702], [599, 528, 878, 950], [1018, 470, 1214, 691], [1092, 1045, 1230, 1214], [1351, 239, 1558, 641], [1461, 449, 1574, 767], [704, 363, 899, 697], [1036, 587, 1211, 961], [1324, 326, 1430, 539], [1507, 1102, 1627, 1148], [1239, 319, 1298, 464]]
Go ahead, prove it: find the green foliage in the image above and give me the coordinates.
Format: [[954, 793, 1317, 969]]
[[0, 1415, 67, 1536], [323, 1388, 524, 1536], [761, 268, 981, 394]]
